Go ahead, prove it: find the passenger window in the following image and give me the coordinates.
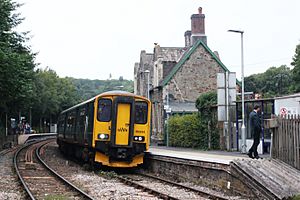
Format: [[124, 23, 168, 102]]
[[135, 101, 148, 124], [97, 99, 112, 122], [58, 115, 66, 133], [76, 107, 86, 134]]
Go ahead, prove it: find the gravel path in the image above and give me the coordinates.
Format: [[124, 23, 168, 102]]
[[0, 149, 26, 200]]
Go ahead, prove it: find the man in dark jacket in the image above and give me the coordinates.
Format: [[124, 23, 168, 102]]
[[247, 105, 262, 159]]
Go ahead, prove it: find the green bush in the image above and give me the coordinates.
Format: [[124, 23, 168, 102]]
[[292, 194, 300, 200], [196, 91, 219, 149], [168, 91, 220, 150], [168, 114, 208, 149]]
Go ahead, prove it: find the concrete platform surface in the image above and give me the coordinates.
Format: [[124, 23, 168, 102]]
[[148, 146, 270, 165]]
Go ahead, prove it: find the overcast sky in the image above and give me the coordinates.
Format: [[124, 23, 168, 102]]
[[16, 0, 300, 80]]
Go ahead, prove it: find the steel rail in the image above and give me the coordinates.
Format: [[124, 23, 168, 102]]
[[0, 146, 18, 156], [36, 140, 95, 200], [116, 175, 180, 200], [0, 149, 11, 156], [137, 172, 229, 200], [14, 139, 94, 200], [14, 142, 37, 200]]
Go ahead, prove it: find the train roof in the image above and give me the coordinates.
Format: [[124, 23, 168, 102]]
[[60, 90, 149, 114]]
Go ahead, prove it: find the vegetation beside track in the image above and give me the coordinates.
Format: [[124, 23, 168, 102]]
[[168, 91, 219, 149]]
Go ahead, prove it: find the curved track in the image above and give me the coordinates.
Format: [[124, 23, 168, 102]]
[[0, 145, 26, 199], [14, 139, 95, 200], [0, 146, 17, 156]]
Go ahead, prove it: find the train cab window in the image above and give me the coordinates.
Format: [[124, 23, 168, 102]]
[[135, 101, 148, 124], [66, 111, 76, 134], [97, 99, 112, 122]]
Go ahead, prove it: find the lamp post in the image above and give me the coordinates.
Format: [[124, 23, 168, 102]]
[[144, 70, 150, 99], [166, 86, 170, 147], [29, 107, 32, 128], [228, 29, 247, 153]]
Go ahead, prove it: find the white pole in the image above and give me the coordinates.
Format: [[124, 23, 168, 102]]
[[240, 32, 247, 153], [228, 29, 246, 153], [166, 86, 169, 147], [226, 71, 230, 150], [30, 107, 32, 128], [5, 113, 8, 137]]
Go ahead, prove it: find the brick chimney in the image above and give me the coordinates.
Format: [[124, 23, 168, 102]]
[[184, 31, 191, 47], [191, 7, 207, 45]]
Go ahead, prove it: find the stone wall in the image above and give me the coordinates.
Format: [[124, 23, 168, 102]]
[[162, 61, 177, 80], [135, 51, 154, 97], [165, 45, 224, 103], [143, 154, 256, 198], [150, 88, 164, 142]]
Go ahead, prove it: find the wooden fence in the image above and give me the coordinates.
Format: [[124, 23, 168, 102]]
[[272, 115, 300, 170]]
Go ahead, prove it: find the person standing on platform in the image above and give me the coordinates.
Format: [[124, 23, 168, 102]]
[[247, 105, 262, 159]]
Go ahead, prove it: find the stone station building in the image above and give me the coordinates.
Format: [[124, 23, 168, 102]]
[[134, 7, 233, 143]]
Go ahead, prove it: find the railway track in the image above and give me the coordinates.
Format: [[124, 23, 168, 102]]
[[138, 172, 229, 200], [0, 146, 17, 156], [14, 139, 94, 200], [115, 172, 229, 200], [0, 145, 26, 199]]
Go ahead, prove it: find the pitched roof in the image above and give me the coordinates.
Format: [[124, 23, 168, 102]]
[[161, 40, 235, 87], [169, 102, 198, 113], [157, 47, 188, 62]]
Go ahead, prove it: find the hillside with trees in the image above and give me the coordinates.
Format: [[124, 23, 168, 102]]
[[71, 77, 134, 101]]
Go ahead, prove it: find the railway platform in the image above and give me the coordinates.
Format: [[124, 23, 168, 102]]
[[148, 146, 270, 165], [147, 146, 300, 199]]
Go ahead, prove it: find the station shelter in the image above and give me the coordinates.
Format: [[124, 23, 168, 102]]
[[235, 98, 275, 154]]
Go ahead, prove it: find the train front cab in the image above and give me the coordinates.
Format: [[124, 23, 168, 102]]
[[92, 94, 150, 167]]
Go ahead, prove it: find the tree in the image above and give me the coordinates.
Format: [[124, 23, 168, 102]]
[[196, 91, 219, 149], [291, 43, 300, 92], [0, 0, 36, 112], [0, 0, 36, 139], [245, 65, 292, 97], [31, 68, 80, 131]]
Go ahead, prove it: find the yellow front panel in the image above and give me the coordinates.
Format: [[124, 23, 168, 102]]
[[116, 103, 130, 145], [95, 152, 143, 167], [92, 97, 112, 148]]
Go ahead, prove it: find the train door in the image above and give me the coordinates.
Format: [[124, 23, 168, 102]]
[[115, 103, 131, 145], [111, 96, 134, 147]]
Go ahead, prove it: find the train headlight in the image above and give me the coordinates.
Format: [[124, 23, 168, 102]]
[[134, 136, 144, 142], [98, 133, 109, 140]]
